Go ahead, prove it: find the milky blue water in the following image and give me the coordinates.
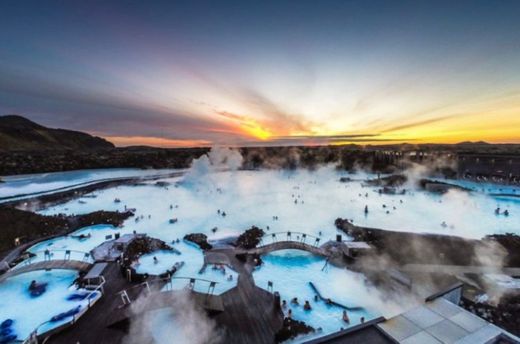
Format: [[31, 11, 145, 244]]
[[0, 168, 182, 200], [3, 167, 520, 342], [135, 242, 238, 295], [253, 250, 378, 341], [0, 270, 101, 340]]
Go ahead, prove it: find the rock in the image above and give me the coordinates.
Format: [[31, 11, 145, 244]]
[[275, 317, 314, 343], [235, 226, 265, 249], [183, 233, 212, 250]]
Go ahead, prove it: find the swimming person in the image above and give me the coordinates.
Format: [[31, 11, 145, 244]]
[[153, 256, 158, 264], [326, 298, 332, 305], [291, 297, 299, 305], [304, 301, 312, 311], [504, 210, 509, 216], [342, 310, 350, 323], [227, 274, 233, 281], [364, 205, 368, 214]]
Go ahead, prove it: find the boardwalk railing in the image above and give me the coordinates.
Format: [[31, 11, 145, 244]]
[[15, 249, 93, 269], [22, 278, 105, 344], [259, 231, 322, 247], [118, 276, 219, 306], [243, 231, 329, 256]]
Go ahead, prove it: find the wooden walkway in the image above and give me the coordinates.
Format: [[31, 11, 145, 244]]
[[244, 241, 329, 257], [214, 264, 284, 343], [46, 262, 138, 344], [108, 290, 225, 327], [0, 259, 92, 282]]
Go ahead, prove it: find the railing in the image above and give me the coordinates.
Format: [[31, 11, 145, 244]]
[[15, 249, 93, 268], [259, 231, 322, 247], [118, 276, 219, 306], [22, 277, 105, 344]]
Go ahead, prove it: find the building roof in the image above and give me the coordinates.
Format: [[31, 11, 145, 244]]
[[311, 289, 520, 344]]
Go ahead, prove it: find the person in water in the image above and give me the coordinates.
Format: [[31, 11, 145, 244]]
[[342, 310, 350, 323], [153, 256, 158, 264], [326, 298, 332, 305], [291, 297, 299, 305], [304, 301, 312, 311], [282, 300, 287, 309], [287, 309, 292, 319], [504, 210, 509, 216]]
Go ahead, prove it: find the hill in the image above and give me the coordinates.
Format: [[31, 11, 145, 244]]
[[0, 115, 114, 151]]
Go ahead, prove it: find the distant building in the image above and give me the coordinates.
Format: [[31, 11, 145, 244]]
[[458, 154, 520, 184]]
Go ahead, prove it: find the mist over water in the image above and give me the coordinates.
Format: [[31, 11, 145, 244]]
[[8, 147, 519, 342], [39, 160, 518, 241]]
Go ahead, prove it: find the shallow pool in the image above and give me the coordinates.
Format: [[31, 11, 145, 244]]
[[16, 224, 127, 266], [253, 250, 381, 341], [0, 270, 100, 341], [134, 242, 237, 295]]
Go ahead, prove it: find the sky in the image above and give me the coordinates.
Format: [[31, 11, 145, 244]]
[[0, 0, 519, 147]]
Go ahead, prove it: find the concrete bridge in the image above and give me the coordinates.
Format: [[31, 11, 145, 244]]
[[0, 249, 93, 282]]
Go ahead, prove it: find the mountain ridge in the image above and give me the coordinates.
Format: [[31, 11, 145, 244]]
[[0, 115, 114, 151]]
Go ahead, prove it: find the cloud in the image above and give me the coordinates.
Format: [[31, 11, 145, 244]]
[[380, 114, 460, 133]]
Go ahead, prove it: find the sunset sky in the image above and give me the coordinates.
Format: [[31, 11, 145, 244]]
[[1, 0, 519, 147]]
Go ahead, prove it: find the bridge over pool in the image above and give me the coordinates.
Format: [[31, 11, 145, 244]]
[[240, 231, 330, 257], [0, 249, 93, 282]]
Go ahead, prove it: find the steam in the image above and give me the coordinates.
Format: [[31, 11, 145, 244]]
[[184, 147, 243, 183], [123, 290, 222, 344]]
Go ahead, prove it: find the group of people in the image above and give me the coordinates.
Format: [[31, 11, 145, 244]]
[[211, 263, 234, 281], [495, 207, 510, 216], [212, 263, 227, 275], [282, 295, 362, 325]]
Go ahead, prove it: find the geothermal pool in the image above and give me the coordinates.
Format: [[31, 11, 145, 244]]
[[2, 164, 519, 342], [134, 242, 238, 295], [39, 168, 518, 240], [253, 250, 377, 339], [0, 270, 100, 341], [0, 168, 182, 200]]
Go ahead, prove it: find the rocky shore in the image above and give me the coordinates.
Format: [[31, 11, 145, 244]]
[[334, 218, 509, 266], [0, 206, 133, 257]]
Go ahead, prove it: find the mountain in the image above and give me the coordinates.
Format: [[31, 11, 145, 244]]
[[0, 115, 114, 151]]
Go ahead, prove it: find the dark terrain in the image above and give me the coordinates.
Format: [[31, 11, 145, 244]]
[[2, 115, 520, 177], [0, 207, 133, 257]]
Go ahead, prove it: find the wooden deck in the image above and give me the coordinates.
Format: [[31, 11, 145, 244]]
[[108, 289, 225, 327], [45, 262, 138, 344], [212, 251, 284, 344], [0, 259, 92, 282], [47, 252, 285, 344]]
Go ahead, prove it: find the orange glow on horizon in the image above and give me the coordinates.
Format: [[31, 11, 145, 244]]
[[104, 136, 211, 148]]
